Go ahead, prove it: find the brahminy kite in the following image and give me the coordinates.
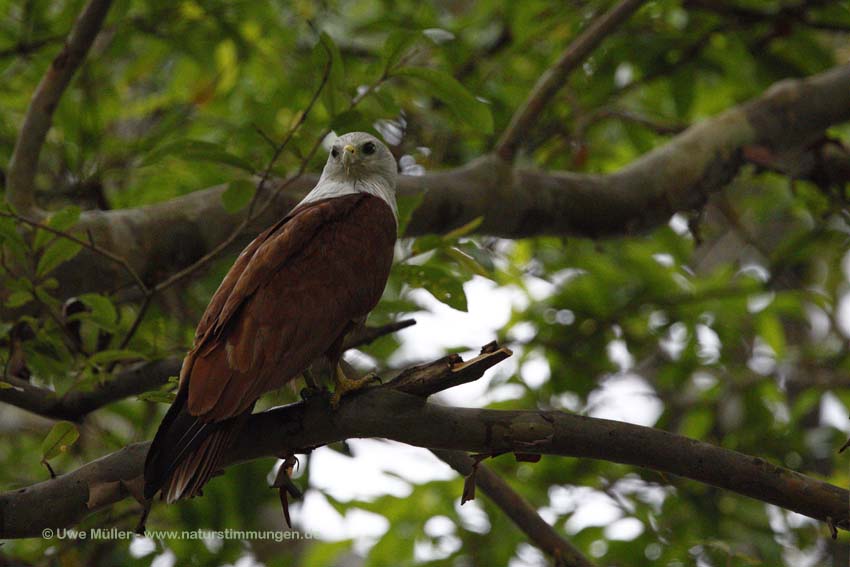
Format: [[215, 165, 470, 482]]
[[143, 132, 398, 504]]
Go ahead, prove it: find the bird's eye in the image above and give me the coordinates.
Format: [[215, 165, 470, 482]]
[[362, 142, 376, 155], [331, 147, 339, 158]]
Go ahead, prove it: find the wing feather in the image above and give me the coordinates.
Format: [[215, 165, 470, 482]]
[[145, 193, 396, 501], [187, 193, 396, 420]]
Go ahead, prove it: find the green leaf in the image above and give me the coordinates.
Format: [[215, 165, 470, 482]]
[[757, 313, 785, 358], [0, 381, 15, 389], [330, 109, 366, 133], [137, 389, 176, 403], [78, 294, 118, 330], [0, 215, 27, 252], [5, 290, 32, 308], [394, 67, 493, 133], [41, 421, 80, 461], [36, 239, 82, 277], [47, 206, 82, 231], [221, 179, 256, 213], [398, 264, 468, 311], [411, 235, 443, 256], [396, 192, 424, 236], [456, 240, 495, 274], [671, 70, 695, 119], [382, 30, 419, 73], [444, 246, 490, 278], [138, 376, 179, 404], [319, 31, 345, 116], [88, 349, 146, 365], [443, 216, 483, 240], [300, 539, 352, 567], [34, 206, 81, 250], [143, 139, 255, 172]]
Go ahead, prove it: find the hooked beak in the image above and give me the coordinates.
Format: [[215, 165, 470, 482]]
[[342, 144, 356, 175]]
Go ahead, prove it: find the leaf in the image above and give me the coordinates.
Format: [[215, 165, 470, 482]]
[[757, 313, 786, 358], [34, 206, 81, 250], [443, 216, 483, 240], [138, 376, 179, 404], [381, 30, 419, 73], [36, 239, 82, 276], [394, 67, 493, 133], [5, 290, 32, 308], [396, 192, 425, 236], [398, 264, 468, 311], [0, 215, 27, 252], [319, 32, 345, 116], [41, 421, 80, 461], [0, 381, 15, 389], [411, 235, 443, 256], [422, 28, 455, 44], [137, 389, 177, 404], [88, 349, 146, 365], [221, 179, 256, 213], [444, 246, 490, 278], [330, 109, 365, 133], [143, 139, 255, 172], [77, 293, 118, 330], [671, 70, 695, 119], [456, 240, 495, 274]]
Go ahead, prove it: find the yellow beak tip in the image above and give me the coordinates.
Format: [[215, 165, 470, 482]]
[[343, 144, 356, 154]]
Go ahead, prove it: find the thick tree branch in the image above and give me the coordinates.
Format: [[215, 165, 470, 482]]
[[432, 449, 595, 567], [5, 0, 113, 215], [1, 345, 847, 539], [495, 0, 646, 161], [0, 358, 181, 421], [38, 64, 850, 300]]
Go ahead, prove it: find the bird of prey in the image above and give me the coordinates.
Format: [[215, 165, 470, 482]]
[[143, 132, 398, 504]]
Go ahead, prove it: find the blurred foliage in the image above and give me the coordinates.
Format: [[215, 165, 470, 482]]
[[1, 0, 850, 566]]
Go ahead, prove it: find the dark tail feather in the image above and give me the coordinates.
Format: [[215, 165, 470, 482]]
[[143, 388, 244, 502]]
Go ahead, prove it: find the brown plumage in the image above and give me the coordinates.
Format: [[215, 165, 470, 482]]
[[144, 186, 397, 503]]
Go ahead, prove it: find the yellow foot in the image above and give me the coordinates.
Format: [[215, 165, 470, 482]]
[[330, 365, 380, 409]]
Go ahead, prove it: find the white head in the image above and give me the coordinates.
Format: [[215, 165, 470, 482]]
[[298, 132, 398, 220]]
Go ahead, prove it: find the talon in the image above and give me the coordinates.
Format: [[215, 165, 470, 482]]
[[364, 372, 382, 385], [331, 365, 380, 409]]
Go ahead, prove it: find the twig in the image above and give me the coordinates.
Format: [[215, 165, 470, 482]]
[[6, 0, 114, 215], [0, 209, 149, 294], [342, 319, 416, 350], [495, 0, 645, 161], [0, 35, 65, 59], [432, 449, 595, 567], [583, 107, 688, 135], [117, 294, 151, 350]]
